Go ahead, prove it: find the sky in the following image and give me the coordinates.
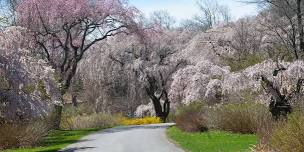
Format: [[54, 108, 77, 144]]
[[129, 0, 258, 23]]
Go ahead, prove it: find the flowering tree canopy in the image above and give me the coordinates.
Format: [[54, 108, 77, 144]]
[[16, 0, 142, 128], [16, 0, 141, 93], [0, 27, 61, 122]]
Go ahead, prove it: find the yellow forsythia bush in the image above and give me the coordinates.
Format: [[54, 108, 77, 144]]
[[121, 117, 162, 125]]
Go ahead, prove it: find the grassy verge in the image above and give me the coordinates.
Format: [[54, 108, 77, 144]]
[[4, 128, 99, 152], [167, 127, 257, 152]]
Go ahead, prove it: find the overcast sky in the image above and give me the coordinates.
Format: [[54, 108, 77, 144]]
[[129, 0, 258, 23]]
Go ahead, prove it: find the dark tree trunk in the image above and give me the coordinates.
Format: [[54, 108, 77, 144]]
[[51, 57, 79, 129], [151, 97, 164, 117], [52, 104, 63, 129], [162, 90, 170, 122], [72, 95, 78, 107], [146, 88, 170, 122], [297, 0, 304, 53], [261, 76, 292, 120], [144, 73, 171, 122]]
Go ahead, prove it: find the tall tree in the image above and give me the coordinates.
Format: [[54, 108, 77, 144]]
[[16, 0, 141, 129], [195, 0, 231, 29], [149, 10, 176, 30], [139, 61, 185, 122], [246, 0, 303, 59], [108, 30, 187, 121], [180, 0, 231, 31]]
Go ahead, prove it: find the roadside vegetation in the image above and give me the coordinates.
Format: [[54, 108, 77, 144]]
[[3, 129, 99, 152], [167, 127, 257, 152], [169, 102, 262, 151], [121, 117, 162, 126], [1, 103, 163, 151], [2, 0, 304, 151], [0, 105, 116, 151], [168, 100, 304, 152], [60, 104, 121, 130]]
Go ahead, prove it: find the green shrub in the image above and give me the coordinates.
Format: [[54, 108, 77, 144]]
[[22, 84, 36, 94], [267, 45, 295, 62], [38, 80, 51, 100], [175, 102, 209, 132], [270, 112, 304, 152], [167, 109, 177, 123], [63, 103, 96, 117], [225, 53, 265, 72], [0, 75, 10, 90], [212, 102, 271, 134], [0, 121, 48, 150]]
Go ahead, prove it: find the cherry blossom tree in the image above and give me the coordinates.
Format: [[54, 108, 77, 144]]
[[16, 0, 142, 129], [0, 27, 61, 123], [101, 28, 187, 121]]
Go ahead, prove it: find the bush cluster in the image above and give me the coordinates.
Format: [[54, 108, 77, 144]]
[[61, 112, 120, 130], [174, 101, 304, 152], [175, 102, 270, 134], [175, 102, 209, 132], [0, 121, 49, 150], [60, 104, 120, 130], [225, 53, 265, 72], [212, 102, 271, 134], [269, 112, 304, 152]]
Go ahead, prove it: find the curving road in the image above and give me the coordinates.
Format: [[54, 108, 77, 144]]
[[60, 123, 184, 152]]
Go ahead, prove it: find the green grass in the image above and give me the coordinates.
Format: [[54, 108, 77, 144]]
[[167, 127, 257, 152], [4, 128, 99, 152]]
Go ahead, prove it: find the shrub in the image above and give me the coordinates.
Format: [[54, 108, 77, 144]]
[[225, 53, 265, 72], [60, 103, 120, 130], [167, 109, 177, 123], [121, 117, 162, 125], [38, 80, 51, 100], [63, 103, 96, 117], [212, 102, 271, 134], [251, 144, 274, 152], [22, 84, 36, 94], [0, 75, 11, 90], [0, 121, 48, 150], [60, 112, 120, 130], [270, 112, 304, 152], [175, 102, 209, 132], [267, 45, 294, 62]]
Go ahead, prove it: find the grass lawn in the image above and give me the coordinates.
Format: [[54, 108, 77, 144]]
[[4, 128, 99, 152], [167, 127, 257, 152]]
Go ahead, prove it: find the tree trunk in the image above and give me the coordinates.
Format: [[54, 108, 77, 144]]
[[51, 60, 78, 129], [150, 97, 164, 117], [162, 91, 170, 122], [148, 92, 170, 122], [297, 0, 304, 53], [72, 94, 78, 107], [261, 76, 292, 120], [52, 104, 63, 129]]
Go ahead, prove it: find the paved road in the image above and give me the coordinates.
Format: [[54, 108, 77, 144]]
[[60, 123, 184, 152]]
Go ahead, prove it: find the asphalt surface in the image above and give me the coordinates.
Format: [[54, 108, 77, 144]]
[[60, 123, 185, 152]]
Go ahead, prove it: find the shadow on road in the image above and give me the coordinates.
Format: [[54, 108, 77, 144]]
[[99, 123, 175, 134], [59, 146, 96, 152]]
